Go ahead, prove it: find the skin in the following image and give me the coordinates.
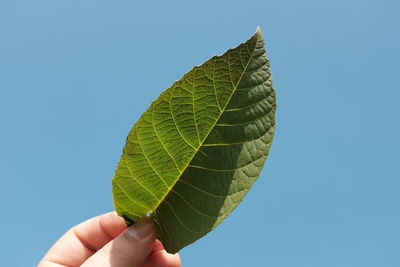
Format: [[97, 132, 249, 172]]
[[39, 212, 181, 267]]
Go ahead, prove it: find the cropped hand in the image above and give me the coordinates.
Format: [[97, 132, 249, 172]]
[[39, 212, 181, 267]]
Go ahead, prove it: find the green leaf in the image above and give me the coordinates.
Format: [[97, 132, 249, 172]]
[[112, 27, 276, 253]]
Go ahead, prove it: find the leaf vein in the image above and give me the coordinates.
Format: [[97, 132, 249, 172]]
[[135, 130, 170, 190], [123, 156, 161, 201]]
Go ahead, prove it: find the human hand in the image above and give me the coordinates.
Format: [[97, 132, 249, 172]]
[[39, 212, 181, 267]]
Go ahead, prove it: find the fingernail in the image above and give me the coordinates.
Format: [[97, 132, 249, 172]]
[[126, 217, 155, 240]]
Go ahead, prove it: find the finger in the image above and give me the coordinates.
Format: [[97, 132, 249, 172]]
[[142, 240, 182, 267], [39, 212, 127, 267], [81, 217, 156, 267]]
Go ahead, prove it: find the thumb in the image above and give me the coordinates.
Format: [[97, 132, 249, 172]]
[[82, 217, 156, 267]]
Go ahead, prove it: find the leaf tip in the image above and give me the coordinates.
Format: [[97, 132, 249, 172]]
[[255, 26, 263, 37]]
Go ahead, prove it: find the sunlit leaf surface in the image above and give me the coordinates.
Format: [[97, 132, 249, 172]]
[[112, 27, 276, 253]]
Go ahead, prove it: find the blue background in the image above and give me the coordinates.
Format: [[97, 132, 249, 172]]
[[1, 0, 399, 266]]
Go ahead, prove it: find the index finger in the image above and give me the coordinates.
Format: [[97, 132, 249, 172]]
[[39, 212, 127, 266]]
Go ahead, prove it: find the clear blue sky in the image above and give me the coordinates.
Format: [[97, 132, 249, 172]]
[[1, 0, 399, 266]]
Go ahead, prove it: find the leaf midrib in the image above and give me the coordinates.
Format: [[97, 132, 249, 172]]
[[149, 33, 260, 216]]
